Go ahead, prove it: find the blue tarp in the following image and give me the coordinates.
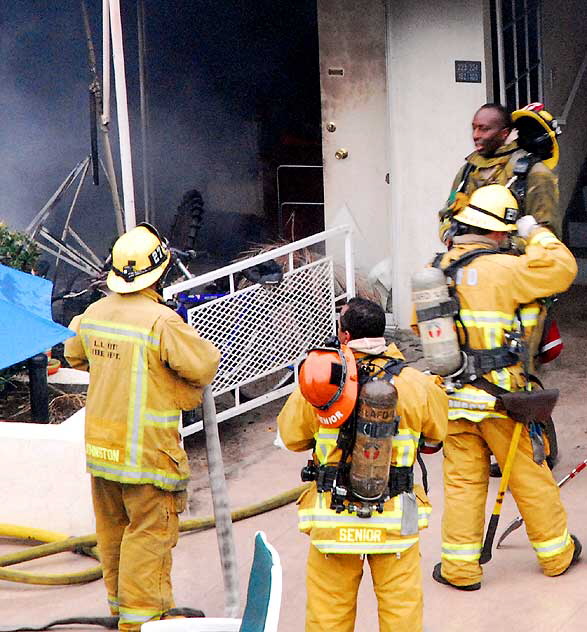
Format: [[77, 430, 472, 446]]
[[0, 263, 74, 370]]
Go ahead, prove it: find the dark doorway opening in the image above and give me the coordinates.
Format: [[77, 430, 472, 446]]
[[136, 1, 324, 264]]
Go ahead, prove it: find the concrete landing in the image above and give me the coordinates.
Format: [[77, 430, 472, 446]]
[[1, 422, 586, 632], [2, 287, 587, 631]]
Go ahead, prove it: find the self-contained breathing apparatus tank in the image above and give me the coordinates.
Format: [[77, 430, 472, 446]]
[[411, 267, 463, 376], [299, 343, 405, 518], [349, 377, 398, 501]]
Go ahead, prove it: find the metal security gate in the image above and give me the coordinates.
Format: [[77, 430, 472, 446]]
[[162, 225, 355, 436]]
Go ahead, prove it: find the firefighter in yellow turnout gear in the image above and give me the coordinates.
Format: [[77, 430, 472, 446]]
[[278, 298, 448, 632], [65, 224, 220, 631], [429, 185, 581, 590], [439, 102, 561, 240]]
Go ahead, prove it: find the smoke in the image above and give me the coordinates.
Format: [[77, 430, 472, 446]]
[[0, 1, 321, 268], [0, 5, 91, 229]]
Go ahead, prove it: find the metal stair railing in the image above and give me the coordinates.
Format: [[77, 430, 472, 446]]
[[162, 225, 355, 436]]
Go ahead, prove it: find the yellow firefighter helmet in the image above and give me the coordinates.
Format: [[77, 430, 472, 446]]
[[453, 184, 520, 232], [512, 102, 560, 170], [107, 223, 171, 294]]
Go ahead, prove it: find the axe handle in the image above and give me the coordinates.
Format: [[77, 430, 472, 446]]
[[480, 421, 523, 564]]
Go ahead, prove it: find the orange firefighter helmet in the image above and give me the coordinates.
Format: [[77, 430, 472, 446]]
[[299, 344, 358, 427]]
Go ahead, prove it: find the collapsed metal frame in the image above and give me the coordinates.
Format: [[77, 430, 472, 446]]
[[25, 157, 115, 280]]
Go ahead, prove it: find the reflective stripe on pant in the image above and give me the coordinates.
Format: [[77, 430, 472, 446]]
[[441, 417, 574, 586], [91, 477, 181, 632], [305, 540, 422, 632]]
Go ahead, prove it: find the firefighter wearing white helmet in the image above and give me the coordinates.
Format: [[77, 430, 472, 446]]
[[278, 298, 448, 632], [439, 102, 561, 241], [65, 223, 220, 631], [418, 185, 582, 590]]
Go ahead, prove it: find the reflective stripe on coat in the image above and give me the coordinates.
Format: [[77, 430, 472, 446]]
[[65, 288, 220, 491], [278, 344, 448, 555]]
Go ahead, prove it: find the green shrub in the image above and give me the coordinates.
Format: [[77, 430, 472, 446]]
[[0, 223, 39, 273]]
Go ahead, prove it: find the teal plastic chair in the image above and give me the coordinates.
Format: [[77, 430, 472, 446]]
[[142, 531, 282, 632]]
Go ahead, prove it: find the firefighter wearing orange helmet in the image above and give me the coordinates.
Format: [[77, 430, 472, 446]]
[[65, 223, 220, 631], [278, 298, 448, 632]]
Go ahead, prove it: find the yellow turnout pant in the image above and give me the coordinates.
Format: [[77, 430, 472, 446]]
[[91, 477, 183, 632], [441, 417, 574, 586], [305, 540, 422, 632]]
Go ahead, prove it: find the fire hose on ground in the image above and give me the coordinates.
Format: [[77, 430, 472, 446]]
[[0, 386, 307, 632], [0, 484, 308, 586]]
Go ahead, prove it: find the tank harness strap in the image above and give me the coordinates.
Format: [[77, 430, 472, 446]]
[[422, 253, 460, 322], [456, 161, 476, 193], [431, 252, 444, 269], [314, 464, 414, 498], [470, 376, 509, 398], [356, 419, 398, 439], [416, 297, 459, 322], [468, 347, 521, 374], [433, 249, 525, 380], [416, 451, 429, 494], [438, 248, 501, 278], [458, 150, 521, 202], [508, 153, 541, 213], [357, 355, 405, 382]]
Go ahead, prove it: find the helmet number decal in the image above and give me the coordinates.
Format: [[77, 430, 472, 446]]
[[149, 245, 166, 267]]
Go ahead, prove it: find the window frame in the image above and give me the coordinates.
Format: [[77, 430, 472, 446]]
[[492, 0, 543, 111]]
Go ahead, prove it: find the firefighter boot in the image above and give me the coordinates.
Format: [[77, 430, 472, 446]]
[[432, 563, 481, 591]]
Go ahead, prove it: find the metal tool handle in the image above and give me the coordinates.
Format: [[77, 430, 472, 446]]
[[480, 420, 523, 564]]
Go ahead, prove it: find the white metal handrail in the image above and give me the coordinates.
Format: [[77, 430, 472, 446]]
[[163, 225, 355, 304], [163, 225, 355, 436]]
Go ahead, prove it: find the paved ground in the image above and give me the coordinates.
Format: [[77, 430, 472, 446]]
[[1, 286, 587, 631]]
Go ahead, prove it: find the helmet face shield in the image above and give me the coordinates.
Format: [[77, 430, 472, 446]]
[[299, 344, 358, 427]]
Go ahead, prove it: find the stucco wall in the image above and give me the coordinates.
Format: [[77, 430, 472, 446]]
[[386, 0, 487, 326], [317, 0, 391, 278], [542, 1, 587, 224]]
